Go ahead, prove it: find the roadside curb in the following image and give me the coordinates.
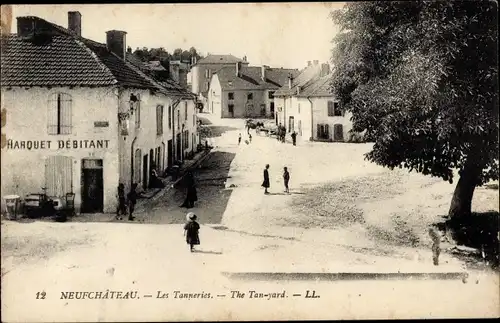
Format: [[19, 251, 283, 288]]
[[221, 271, 469, 281]]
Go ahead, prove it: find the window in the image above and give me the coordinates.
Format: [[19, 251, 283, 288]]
[[327, 101, 334, 117], [228, 92, 234, 100], [298, 103, 301, 114], [333, 124, 344, 141], [334, 102, 342, 116], [184, 101, 188, 121], [298, 120, 302, 136], [205, 81, 209, 91], [168, 105, 172, 129], [288, 116, 294, 133], [47, 93, 72, 135], [177, 110, 180, 130], [317, 124, 330, 140], [247, 93, 253, 100], [193, 114, 196, 127], [156, 105, 164, 135], [328, 101, 343, 116], [268, 91, 275, 99]]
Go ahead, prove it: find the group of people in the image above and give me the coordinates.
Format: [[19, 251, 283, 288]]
[[238, 132, 252, 145], [276, 123, 297, 146], [261, 164, 291, 194]]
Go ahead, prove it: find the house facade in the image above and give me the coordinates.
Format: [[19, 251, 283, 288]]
[[274, 61, 353, 143], [1, 12, 198, 214], [208, 63, 299, 119], [190, 54, 249, 112]]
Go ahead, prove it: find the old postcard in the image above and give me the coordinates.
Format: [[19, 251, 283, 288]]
[[1, 2, 499, 322]]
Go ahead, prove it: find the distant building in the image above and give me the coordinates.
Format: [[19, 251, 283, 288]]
[[274, 60, 353, 143], [190, 54, 249, 111], [1, 11, 198, 214], [208, 63, 299, 119]]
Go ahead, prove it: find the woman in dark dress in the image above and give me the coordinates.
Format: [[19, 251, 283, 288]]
[[180, 171, 198, 208], [261, 164, 270, 194], [184, 212, 200, 252]]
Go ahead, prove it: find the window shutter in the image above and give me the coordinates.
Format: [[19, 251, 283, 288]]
[[59, 93, 72, 134], [317, 124, 321, 138], [47, 94, 58, 134], [325, 124, 330, 139]]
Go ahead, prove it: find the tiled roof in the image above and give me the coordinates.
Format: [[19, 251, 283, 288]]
[[1, 15, 192, 97], [274, 63, 326, 97], [214, 66, 300, 91], [1, 34, 117, 87], [295, 75, 332, 97], [194, 54, 247, 65]]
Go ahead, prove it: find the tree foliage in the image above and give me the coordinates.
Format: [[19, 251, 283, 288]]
[[330, 1, 498, 217], [132, 46, 203, 63]]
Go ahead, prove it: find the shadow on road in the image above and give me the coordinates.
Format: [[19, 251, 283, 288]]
[[193, 249, 223, 255]]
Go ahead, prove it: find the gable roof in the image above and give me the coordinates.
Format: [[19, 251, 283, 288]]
[[194, 54, 248, 66], [1, 16, 194, 98], [274, 63, 330, 97], [295, 75, 332, 97], [214, 66, 300, 91]]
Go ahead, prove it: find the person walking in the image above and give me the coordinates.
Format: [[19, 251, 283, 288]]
[[184, 212, 200, 252], [238, 133, 242, 145], [261, 164, 270, 194], [249, 133, 252, 143], [126, 183, 138, 221], [180, 171, 198, 208], [291, 131, 297, 146], [283, 167, 290, 193], [116, 183, 126, 220]]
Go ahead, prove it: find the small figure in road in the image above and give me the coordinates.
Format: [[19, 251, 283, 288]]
[[262, 164, 270, 194], [116, 183, 126, 220], [180, 171, 198, 208], [429, 226, 441, 266], [238, 133, 242, 145], [249, 133, 252, 143], [291, 131, 297, 146], [127, 183, 138, 221], [283, 167, 290, 193], [184, 212, 200, 252]]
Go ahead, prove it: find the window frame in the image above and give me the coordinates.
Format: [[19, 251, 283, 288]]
[[47, 92, 72, 135]]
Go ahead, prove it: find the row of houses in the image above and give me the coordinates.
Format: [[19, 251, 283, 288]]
[[1, 11, 200, 213], [191, 54, 354, 143]]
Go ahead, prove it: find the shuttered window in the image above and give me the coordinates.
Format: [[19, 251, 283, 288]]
[[316, 124, 329, 140], [184, 101, 188, 120], [47, 93, 72, 135], [134, 95, 141, 129], [45, 156, 73, 197], [134, 149, 142, 183], [327, 101, 334, 117], [168, 105, 172, 129], [156, 105, 164, 135]]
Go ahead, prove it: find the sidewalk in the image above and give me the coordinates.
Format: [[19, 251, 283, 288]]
[[134, 148, 213, 213]]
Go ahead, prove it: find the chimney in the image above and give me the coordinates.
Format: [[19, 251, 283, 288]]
[[127, 46, 132, 54], [307, 61, 311, 67], [68, 11, 81, 36], [261, 65, 266, 81], [313, 60, 319, 65], [236, 62, 242, 77], [17, 17, 36, 39], [243, 55, 247, 62], [320, 63, 330, 77], [106, 30, 127, 59], [288, 73, 294, 89]]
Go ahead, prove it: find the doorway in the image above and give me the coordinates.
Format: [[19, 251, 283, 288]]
[[334, 124, 344, 141], [143, 154, 148, 190], [176, 133, 181, 161], [168, 140, 173, 168], [81, 159, 103, 213]]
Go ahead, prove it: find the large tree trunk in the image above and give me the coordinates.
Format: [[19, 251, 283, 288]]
[[448, 162, 482, 219]]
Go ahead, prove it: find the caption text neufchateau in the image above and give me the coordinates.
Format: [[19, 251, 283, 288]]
[[59, 290, 321, 300], [6, 139, 111, 150]]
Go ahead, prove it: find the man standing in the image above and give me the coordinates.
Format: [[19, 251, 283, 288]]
[[283, 167, 290, 193], [127, 183, 138, 221], [261, 164, 270, 194], [238, 133, 242, 145], [291, 131, 297, 146]]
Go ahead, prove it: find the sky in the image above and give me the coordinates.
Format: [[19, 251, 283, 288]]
[[9, 3, 344, 69]]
